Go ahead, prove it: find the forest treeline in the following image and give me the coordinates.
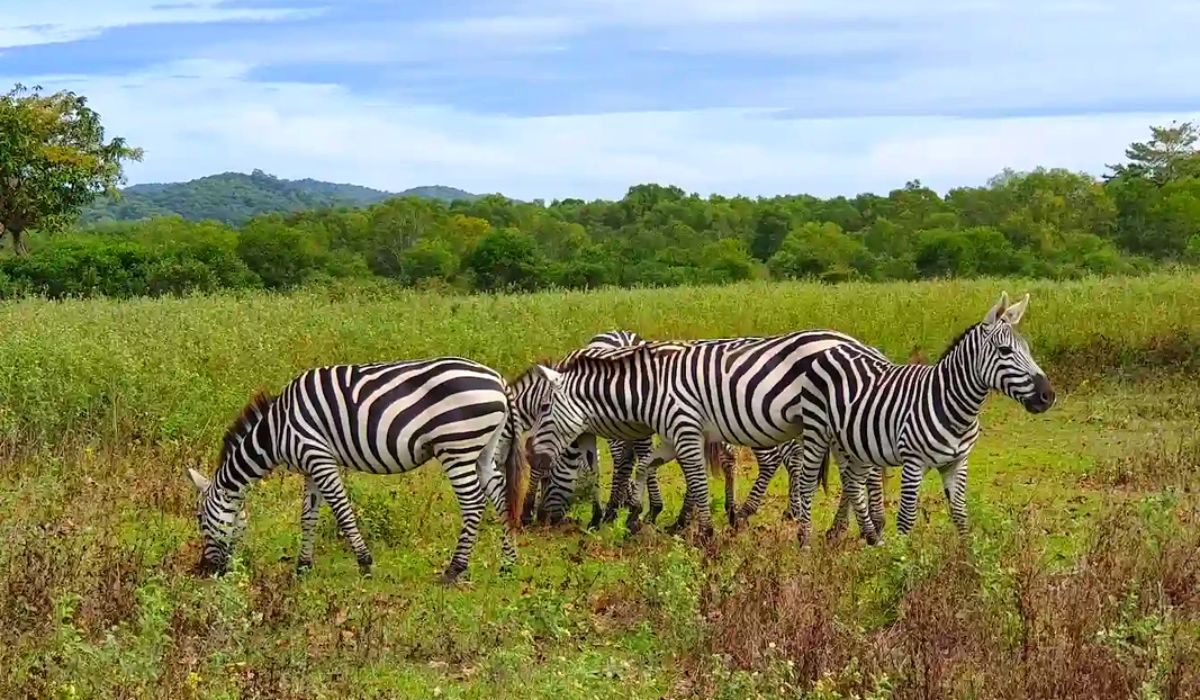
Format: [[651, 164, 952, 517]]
[[3, 122, 1199, 299]]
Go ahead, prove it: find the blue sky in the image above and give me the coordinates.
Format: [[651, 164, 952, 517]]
[[3, 0, 1199, 200]]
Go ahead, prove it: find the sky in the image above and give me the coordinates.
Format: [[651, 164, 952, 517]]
[[2, 0, 1199, 201]]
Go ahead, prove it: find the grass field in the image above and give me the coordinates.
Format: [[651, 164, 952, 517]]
[[2, 274, 1198, 699]]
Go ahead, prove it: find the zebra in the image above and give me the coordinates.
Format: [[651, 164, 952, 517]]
[[185, 357, 528, 584], [736, 344, 932, 527], [520, 333, 842, 534], [510, 330, 659, 529], [527, 330, 886, 540], [752, 291, 1055, 543]]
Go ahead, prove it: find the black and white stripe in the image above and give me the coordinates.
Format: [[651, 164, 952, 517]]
[[529, 330, 883, 539], [785, 292, 1055, 541], [731, 292, 1052, 543], [510, 330, 658, 528], [186, 357, 528, 583]]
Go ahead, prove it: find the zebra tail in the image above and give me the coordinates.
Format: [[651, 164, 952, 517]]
[[504, 400, 529, 528], [817, 448, 831, 495]]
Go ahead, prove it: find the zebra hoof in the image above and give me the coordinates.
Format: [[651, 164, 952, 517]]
[[626, 519, 643, 537], [356, 553, 374, 576], [601, 508, 619, 524], [797, 526, 811, 548], [439, 565, 467, 586], [646, 507, 663, 525], [782, 509, 797, 522], [825, 526, 846, 542], [295, 558, 314, 574]]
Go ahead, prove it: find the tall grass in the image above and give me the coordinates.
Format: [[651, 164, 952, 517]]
[[0, 272, 1196, 449]]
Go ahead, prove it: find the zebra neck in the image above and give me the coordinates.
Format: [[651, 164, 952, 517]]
[[212, 433, 277, 498], [932, 343, 990, 431]]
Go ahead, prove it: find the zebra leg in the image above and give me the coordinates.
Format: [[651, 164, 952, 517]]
[[792, 430, 830, 547], [307, 462, 374, 575], [867, 465, 886, 537], [843, 462, 881, 545], [896, 456, 926, 535], [721, 446, 738, 529], [585, 448, 604, 530], [645, 461, 664, 524], [937, 458, 969, 535], [669, 433, 714, 543], [783, 445, 804, 520], [439, 456, 489, 584], [296, 476, 322, 572], [604, 440, 635, 523], [475, 452, 519, 571], [826, 461, 853, 541], [738, 448, 781, 521], [522, 439, 543, 527]]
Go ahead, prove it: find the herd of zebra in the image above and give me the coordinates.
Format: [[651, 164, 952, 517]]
[[187, 291, 1056, 583]]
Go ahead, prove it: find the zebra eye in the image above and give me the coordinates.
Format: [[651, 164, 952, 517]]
[[997, 345, 1014, 357]]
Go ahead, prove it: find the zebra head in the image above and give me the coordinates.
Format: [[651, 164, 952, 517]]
[[976, 292, 1056, 414], [527, 365, 588, 488], [186, 467, 248, 576]]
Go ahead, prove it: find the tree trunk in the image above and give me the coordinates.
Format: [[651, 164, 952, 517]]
[[0, 221, 29, 256], [12, 228, 28, 256]]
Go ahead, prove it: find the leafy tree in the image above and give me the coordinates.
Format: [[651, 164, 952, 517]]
[[0, 84, 142, 254], [750, 203, 793, 261], [398, 238, 457, 285], [768, 222, 873, 282], [464, 227, 547, 292], [1107, 121, 1200, 184], [700, 238, 758, 282]]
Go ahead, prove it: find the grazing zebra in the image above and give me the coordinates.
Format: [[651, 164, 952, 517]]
[[185, 357, 528, 584], [510, 330, 659, 528], [527, 330, 884, 540]]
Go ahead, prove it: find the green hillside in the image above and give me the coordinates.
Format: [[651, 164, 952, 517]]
[[79, 170, 482, 225]]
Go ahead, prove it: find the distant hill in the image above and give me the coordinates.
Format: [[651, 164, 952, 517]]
[[79, 170, 484, 225]]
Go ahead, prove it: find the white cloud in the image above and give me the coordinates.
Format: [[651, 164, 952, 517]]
[[0, 0, 320, 49], [25, 60, 1197, 199]]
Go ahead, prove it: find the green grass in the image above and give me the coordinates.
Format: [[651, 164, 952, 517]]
[[2, 273, 1199, 699]]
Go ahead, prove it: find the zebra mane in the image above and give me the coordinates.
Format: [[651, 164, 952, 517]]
[[510, 358, 561, 387], [555, 341, 687, 372], [938, 323, 983, 363], [220, 390, 276, 462]]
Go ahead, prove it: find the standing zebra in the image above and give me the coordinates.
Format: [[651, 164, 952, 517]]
[[775, 292, 1055, 542], [763, 292, 1056, 545], [527, 330, 883, 540], [185, 357, 527, 584], [521, 333, 826, 533]]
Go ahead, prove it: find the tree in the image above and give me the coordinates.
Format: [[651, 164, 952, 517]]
[[1107, 121, 1200, 184], [0, 84, 142, 254], [750, 203, 793, 261], [464, 227, 547, 292], [768, 222, 873, 282]]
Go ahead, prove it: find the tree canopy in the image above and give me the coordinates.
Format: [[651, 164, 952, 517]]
[[0, 84, 142, 254]]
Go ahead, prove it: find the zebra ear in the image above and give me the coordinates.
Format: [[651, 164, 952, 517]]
[[534, 365, 563, 385], [1001, 293, 1030, 325], [187, 467, 211, 492], [983, 291, 1010, 325]]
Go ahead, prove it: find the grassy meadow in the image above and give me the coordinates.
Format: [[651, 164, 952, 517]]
[[1, 273, 1199, 699]]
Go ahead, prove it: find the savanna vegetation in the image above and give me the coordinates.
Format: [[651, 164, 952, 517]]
[[1, 275, 1198, 699]]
